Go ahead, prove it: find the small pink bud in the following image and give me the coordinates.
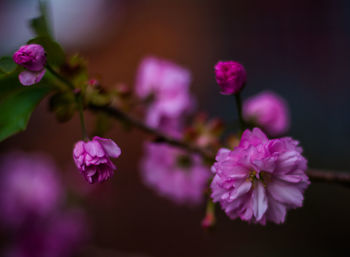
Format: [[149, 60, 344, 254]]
[[13, 44, 46, 72], [73, 137, 121, 184], [87, 79, 99, 87], [201, 213, 215, 230], [214, 61, 246, 95]]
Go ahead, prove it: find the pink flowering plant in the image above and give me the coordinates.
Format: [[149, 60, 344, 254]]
[[0, 2, 349, 236]]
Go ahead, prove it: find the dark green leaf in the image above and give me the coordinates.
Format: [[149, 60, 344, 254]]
[[28, 37, 65, 66], [0, 57, 16, 74], [0, 73, 53, 142], [29, 0, 52, 38]]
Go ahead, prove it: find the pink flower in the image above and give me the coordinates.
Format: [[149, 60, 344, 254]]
[[0, 152, 62, 228], [73, 136, 121, 184], [135, 57, 193, 130], [141, 142, 210, 205], [13, 44, 46, 86], [210, 128, 309, 224], [243, 91, 290, 136], [5, 209, 89, 257], [214, 61, 246, 95]]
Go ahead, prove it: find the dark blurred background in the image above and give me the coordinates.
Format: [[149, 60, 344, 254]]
[[0, 0, 350, 256]]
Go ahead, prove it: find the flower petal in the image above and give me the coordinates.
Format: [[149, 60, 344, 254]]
[[268, 179, 304, 207], [93, 136, 121, 158], [18, 69, 45, 86], [252, 181, 268, 221]]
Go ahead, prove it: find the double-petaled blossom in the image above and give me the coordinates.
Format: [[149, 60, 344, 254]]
[[13, 44, 46, 86], [0, 152, 62, 228], [214, 61, 246, 95], [141, 142, 210, 205], [73, 136, 121, 184], [135, 57, 193, 131], [210, 128, 309, 224], [243, 91, 290, 136]]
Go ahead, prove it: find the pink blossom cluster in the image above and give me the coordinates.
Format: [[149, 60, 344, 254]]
[[211, 128, 309, 224], [137, 57, 211, 205], [135, 57, 193, 131]]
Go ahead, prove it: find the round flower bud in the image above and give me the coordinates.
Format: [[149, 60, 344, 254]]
[[73, 137, 121, 184], [214, 61, 246, 95], [13, 44, 46, 72]]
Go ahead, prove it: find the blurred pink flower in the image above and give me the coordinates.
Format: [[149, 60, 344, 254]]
[[243, 91, 290, 136], [0, 152, 62, 229], [214, 61, 246, 95], [135, 57, 193, 130], [141, 142, 210, 205], [210, 128, 309, 224], [13, 44, 46, 86], [73, 136, 121, 184], [5, 209, 89, 257]]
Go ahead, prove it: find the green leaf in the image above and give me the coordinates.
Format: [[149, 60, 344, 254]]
[[0, 73, 52, 142], [30, 0, 52, 38], [28, 37, 65, 66], [0, 57, 16, 74]]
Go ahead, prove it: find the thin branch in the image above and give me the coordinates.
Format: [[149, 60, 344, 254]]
[[306, 169, 350, 187], [88, 104, 214, 161], [88, 104, 350, 187]]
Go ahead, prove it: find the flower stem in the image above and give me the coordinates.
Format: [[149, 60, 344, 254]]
[[46, 64, 75, 90], [77, 94, 88, 140], [47, 64, 88, 140], [234, 92, 245, 133]]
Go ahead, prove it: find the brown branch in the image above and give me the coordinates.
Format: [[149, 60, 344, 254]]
[[88, 104, 215, 161], [88, 104, 350, 187], [306, 169, 350, 187]]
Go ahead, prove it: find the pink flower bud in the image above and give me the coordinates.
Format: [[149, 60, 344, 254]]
[[214, 61, 246, 95], [13, 44, 46, 72], [201, 213, 215, 230], [13, 44, 47, 86], [73, 137, 121, 184]]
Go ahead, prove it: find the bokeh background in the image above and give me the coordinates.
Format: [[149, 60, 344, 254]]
[[1, 0, 350, 256]]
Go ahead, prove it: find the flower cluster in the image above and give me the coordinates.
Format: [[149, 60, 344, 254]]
[[135, 57, 193, 131], [8, 41, 311, 228], [13, 44, 46, 86], [136, 57, 211, 204], [211, 128, 309, 224]]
